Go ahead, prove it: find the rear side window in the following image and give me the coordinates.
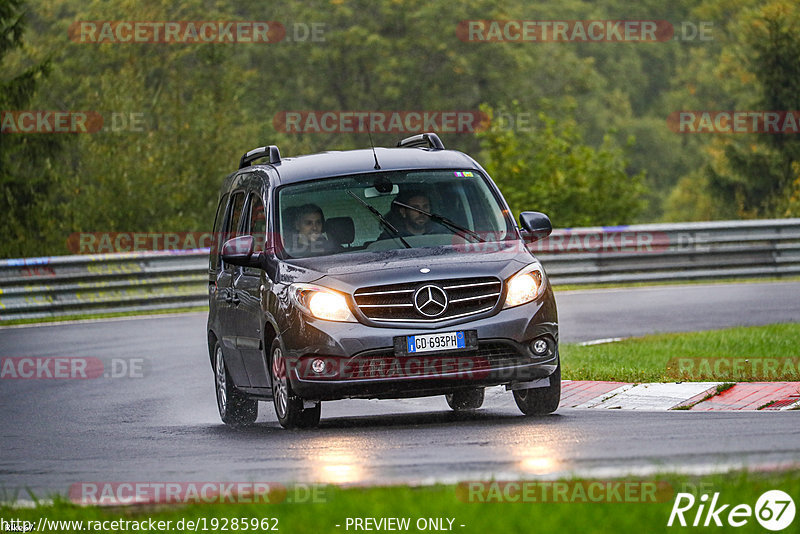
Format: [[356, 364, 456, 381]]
[[248, 195, 267, 253], [210, 193, 229, 271], [216, 191, 246, 269], [228, 192, 246, 237]]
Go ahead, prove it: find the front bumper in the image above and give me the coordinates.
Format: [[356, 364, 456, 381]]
[[281, 295, 558, 401]]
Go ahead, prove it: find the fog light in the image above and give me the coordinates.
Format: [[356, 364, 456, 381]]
[[531, 339, 549, 356], [311, 359, 326, 374]]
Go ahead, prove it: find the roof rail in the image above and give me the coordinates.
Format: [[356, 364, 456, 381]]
[[397, 132, 445, 150], [239, 145, 281, 169]]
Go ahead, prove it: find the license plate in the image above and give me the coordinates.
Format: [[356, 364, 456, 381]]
[[406, 331, 466, 354]]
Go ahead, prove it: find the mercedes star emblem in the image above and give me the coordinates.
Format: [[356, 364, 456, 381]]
[[413, 285, 448, 317]]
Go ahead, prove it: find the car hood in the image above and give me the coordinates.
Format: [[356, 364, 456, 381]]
[[278, 241, 537, 292]]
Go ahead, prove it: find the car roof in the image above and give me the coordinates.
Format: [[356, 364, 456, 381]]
[[256, 147, 481, 185]]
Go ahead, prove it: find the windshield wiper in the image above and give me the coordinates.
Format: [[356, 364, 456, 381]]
[[392, 201, 486, 243], [346, 190, 412, 249]]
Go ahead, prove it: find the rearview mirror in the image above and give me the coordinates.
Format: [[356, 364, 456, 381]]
[[364, 184, 399, 198], [519, 212, 552, 242]]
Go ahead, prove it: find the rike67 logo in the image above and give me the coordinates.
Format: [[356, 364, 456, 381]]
[[668, 490, 795, 531]]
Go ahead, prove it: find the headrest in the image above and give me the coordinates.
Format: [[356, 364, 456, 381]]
[[325, 217, 355, 245]]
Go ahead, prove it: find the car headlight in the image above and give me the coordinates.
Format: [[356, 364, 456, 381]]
[[503, 262, 547, 308], [289, 283, 357, 322]]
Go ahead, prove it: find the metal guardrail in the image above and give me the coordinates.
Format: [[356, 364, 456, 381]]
[[0, 250, 209, 322], [535, 218, 800, 285], [1, 219, 799, 322]]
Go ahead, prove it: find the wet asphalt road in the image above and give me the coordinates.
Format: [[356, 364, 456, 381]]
[[1, 281, 799, 497]]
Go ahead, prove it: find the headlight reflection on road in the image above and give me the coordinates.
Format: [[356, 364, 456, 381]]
[[515, 446, 560, 475], [313, 451, 365, 484], [519, 456, 557, 473]]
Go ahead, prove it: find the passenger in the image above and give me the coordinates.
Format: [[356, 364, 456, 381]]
[[287, 203, 341, 256]]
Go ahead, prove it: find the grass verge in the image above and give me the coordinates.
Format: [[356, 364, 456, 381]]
[[3, 471, 798, 534], [561, 323, 800, 382]]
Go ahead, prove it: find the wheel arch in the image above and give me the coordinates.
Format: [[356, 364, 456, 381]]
[[208, 329, 219, 368], [262, 319, 279, 367]]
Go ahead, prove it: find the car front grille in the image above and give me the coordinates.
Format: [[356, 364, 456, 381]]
[[353, 277, 502, 322]]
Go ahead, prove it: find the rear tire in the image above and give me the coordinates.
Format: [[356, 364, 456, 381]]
[[270, 339, 321, 429], [446, 388, 485, 411], [513, 361, 561, 416], [214, 342, 258, 426]]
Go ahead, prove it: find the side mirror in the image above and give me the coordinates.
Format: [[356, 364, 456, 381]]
[[221, 235, 263, 268], [519, 212, 552, 242]]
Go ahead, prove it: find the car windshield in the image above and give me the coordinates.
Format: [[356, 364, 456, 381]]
[[276, 170, 515, 258]]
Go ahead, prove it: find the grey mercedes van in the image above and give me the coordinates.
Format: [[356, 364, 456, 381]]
[[207, 133, 559, 428]]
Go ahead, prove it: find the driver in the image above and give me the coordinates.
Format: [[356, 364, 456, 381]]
[[381, 190, 436, 238]]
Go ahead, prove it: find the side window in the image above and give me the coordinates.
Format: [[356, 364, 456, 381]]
[[248, 195, 267, 253], [228, 192, 246, 237], [210, 193, 229, 271], [218, 191, 246, 270]]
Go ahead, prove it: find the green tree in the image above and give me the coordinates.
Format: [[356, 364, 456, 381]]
[[241, 0, 609, 153], [16, 0, 267, 243], [10, 0, 781, 258], [477, 103, 645, 227], [665, 0, 800, 219], [0, 0, 62, 257], [707, 1, 800, 217]]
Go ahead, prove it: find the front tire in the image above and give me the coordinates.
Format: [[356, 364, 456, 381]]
[[214, 342, 258, 426], [270, 339, 321, 429], [513, 361, 561, 416], [446, 388, 485, 411]]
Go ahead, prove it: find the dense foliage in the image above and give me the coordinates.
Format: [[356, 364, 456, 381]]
[[1, 0, 798, 257]]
